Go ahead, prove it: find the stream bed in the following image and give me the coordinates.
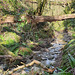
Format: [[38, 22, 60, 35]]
[[0, 32, 72, 75]]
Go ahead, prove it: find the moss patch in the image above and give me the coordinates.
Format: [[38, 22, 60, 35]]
[[53, 21, 65, 31], [0, 32, 20, 46], [72, 33, 75, 39]]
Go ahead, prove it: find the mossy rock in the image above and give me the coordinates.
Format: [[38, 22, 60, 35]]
[[0, 32, 20, 45]]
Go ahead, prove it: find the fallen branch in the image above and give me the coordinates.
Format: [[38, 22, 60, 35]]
[[7, 60, 55, 75]]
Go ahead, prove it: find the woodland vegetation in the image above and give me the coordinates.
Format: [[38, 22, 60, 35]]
[[0, 0, 75, 75]]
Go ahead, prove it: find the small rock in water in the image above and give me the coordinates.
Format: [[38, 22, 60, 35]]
[[45, 58, 50, 66]]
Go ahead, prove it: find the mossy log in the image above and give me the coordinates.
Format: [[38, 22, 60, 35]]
[[1, 14, 75, 24]]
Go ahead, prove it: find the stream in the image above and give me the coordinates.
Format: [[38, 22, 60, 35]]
[[23, 31, 72, 74], [0, 31, 72, 75]]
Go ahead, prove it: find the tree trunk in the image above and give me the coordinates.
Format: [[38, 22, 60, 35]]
[[35, 0, 47, 15]]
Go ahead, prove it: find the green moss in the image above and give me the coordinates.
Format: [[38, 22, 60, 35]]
[[28, 44, 35, 48], [13, 48, 19, 56], [53, 21, 65, 31], [0, 32, 20, 46], [4, 32, 20, 42], [0, 35, 4, 40], [72, 33, 75, 38]]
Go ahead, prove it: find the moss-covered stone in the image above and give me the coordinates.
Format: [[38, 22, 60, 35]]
[[0, 32, 20, 45]]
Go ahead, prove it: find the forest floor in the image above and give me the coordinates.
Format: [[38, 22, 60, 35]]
[[0, 29, 73, 75]]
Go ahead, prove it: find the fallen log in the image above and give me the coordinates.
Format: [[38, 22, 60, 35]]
[[33, 14, 75, 23], [0, 14, 75, 24]]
